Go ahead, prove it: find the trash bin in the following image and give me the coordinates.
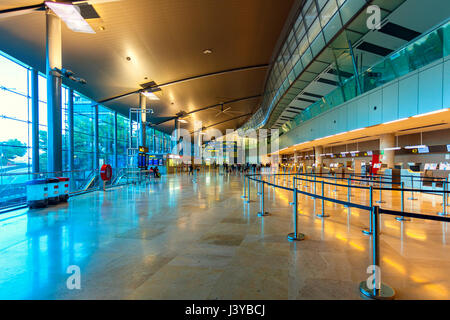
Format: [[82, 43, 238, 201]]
[[46, 178, 60, 204], [26, 179, 49, 209], [57, 177, 70, 202]]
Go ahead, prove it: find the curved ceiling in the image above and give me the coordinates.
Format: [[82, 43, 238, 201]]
[[0, 0, 295, 133]]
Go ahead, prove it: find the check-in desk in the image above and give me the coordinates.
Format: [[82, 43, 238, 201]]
[[400, 169, 449, 192]]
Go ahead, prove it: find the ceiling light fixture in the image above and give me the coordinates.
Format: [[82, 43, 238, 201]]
[[142, 91, 160, 100], [178, 119, 188, 124], [45, 2, 95, 34], [203, 49, 213, 55]]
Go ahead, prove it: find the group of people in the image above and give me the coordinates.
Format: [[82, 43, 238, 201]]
[[148, 166, 160, 178]]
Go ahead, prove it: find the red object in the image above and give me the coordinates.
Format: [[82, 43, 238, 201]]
[[100, 164, 113, 181], [371, 154, 381, 175], [57, 177, 69, 182]]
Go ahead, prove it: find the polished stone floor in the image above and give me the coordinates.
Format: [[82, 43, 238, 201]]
[[0, 172, 449, 300]]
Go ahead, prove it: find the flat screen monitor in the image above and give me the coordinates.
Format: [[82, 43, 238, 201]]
[[373, 163, 382, 169], [439, 163, 450, 171], [425, 163, 437, 170], [447, 145, 450, 152], [418, 146, 429, 154]]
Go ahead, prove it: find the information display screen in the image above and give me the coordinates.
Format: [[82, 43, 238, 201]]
[[424, 163, 438, 170], [373, 163, 382, 169], [439, 163, 450, 171]]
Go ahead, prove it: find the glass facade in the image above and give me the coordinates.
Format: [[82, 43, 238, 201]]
[[0, 47, 175, 207], [240, 0, 356, 131], [281, 19, 450, 134]]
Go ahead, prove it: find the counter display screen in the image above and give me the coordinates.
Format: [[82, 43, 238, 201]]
[[424, 163, 438, 170], [418, 146, 429, 153], [439, 163, 450, 171]]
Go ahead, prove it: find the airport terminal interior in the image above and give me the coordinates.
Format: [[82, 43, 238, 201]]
[[0, 0, 450, 300]]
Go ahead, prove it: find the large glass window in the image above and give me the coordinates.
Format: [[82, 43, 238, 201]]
[[0, 54, 31, 178], [98, 105, 115, 165]]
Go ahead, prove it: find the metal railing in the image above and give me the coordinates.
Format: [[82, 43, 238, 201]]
[[242, 171, 450, 300]]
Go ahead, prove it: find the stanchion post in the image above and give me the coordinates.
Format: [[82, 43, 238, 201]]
[[311, 176, 317, 200], [408, 176, 417, 200], [316, 180, 329, 218], [289, 178, 297, 206], [359, 206, 395, 300], [257, 180, 269, 217], [245, 176, 251, 204], [439, 179, 448, 216], [363, 186, 374, 235], [396, 182, 410, 221], [344, 177, 351, 208], [287, 182, 305, 241], [241, 175, 247, 199], [376, 176, 385, 204]]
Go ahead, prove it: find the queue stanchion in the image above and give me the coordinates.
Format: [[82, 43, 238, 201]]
[[439, 179, 448, 216], [376, 176, 385, 204], [245, 176, 251, 204], [333, 175, 337, 193], [316, 180, 329, 218], [241, 175, 247, 199], [344, 178, 351, 208], [257, 180, 269, 217], [311, 176, 317, 200], [408, 176, 418, 201], [287, 182, 305, 241], [363, 186, 374, 235], [396, 182, 410, 222], [359, 206, 395, 300], [289, 177, 297, 206]]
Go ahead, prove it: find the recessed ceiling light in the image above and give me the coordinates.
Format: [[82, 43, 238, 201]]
[[99, 26, 106, 31], [203, 49, 213, 55], [126, 57, 131, 61]]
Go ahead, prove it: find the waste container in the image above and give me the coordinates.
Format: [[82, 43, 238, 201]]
[[47, 178, 60, 204], [26, 179, 49, 209], [57, 177, 70, 202]]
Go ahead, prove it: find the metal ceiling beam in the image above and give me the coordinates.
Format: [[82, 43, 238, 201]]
[[0, 3, 44, 17], [191, 113, 252, 134], [97, 64, 268, 104], [142, 94, 261, 127], [185, 94, 261, 116]]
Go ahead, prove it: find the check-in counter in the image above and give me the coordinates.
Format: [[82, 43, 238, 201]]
[[400, 169, 449, 192]]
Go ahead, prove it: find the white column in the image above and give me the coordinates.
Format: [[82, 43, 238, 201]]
[[380, 133, 396, 168]]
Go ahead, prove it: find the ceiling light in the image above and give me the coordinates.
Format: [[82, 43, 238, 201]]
[[142, 91, 160, 100], [178, 119, 188, 124], [45, 2, 95, 34], [383, 147, 401, 151], [203, 49, 213, 54], [404, 145, 427, 149]]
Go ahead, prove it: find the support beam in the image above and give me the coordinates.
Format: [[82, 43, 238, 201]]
[[93, 104, 99, 170], [114, 111, 118, 168], [139, 93, 146, 148], [98, 65, 267, 104], [31, 69, 39, 175], [46, 8, 63, 174], [68, 88, 74, 190]]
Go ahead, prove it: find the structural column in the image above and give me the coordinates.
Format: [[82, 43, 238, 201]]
[[68, 88, 74, 189], [114, 111, 118, 168], [314, 146, 323, 172], [380, 133, 396, 169], [31, 69, 39, 175], [139, 93, 146, 148], [93, 105, 99, 170], [46, 8, 63, 174]]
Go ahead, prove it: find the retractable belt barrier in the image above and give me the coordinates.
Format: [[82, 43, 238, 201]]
[[242, 172, 450, 300]]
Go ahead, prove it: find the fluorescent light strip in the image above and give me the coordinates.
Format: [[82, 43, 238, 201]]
[[45, 2, 95, 34], [383, 147, 401, 151], [142, 91, 160, 100], [412, 108, 449, 118], [404, 145, 427, 149]]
